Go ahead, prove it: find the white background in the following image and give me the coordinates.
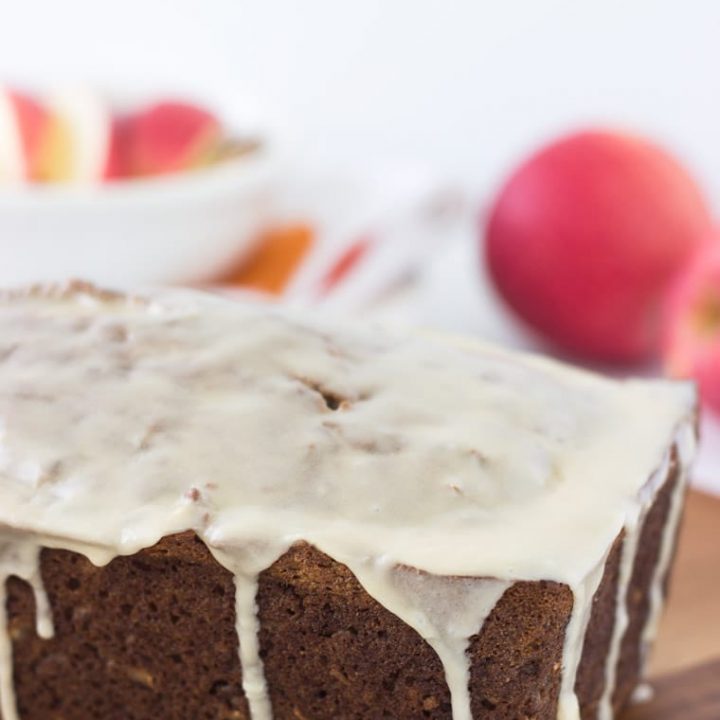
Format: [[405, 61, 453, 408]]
[[1, 0, 719, 205]]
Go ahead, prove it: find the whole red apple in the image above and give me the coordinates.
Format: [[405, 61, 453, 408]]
[[485, 130, 711, 363], [663, 240, 720, 413]]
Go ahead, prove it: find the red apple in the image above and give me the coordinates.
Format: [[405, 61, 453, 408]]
[[0, 88, 50, 182], [485, 130, 712, 363], [125, 101, 221, 177], [663, 240, 720, 413]]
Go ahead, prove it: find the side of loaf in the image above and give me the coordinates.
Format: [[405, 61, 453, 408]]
[[4, 456, 682, 720]]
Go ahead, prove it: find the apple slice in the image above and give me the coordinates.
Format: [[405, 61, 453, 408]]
[[0, 88, 49, 182], [37, 88, 118, 183], [125, 101, 222, 177], [0, 90, 25, 183], [103, 115, 132, 181], [663, 240, 720, 413]]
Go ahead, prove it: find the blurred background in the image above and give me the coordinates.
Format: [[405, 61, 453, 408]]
[[2, 0, 718, 197]]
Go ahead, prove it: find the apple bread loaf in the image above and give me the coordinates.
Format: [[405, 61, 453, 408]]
[[0, 282, 696, 720]]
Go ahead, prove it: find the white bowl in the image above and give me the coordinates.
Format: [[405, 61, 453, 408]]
[[0, 148, 279, 287]]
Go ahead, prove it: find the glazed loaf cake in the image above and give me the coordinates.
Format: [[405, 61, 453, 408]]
[[0, 282, 696, 720]]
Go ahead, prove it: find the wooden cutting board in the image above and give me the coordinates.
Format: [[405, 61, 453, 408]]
[[650, 490, 720, 674], [621, 489, 720, 719], [622, 659, 720, 720]]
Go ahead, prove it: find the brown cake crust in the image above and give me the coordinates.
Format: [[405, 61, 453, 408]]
[[575, 533, 624, 719], [257, 543, 453, 719], [8, 534, 247, 720], [260, 548, 570, 720], [3, 467, 681, 720], [467, 580, 572, 719]]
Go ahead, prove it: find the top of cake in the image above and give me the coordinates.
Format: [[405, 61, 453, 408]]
[[0, 281, 695, 585]]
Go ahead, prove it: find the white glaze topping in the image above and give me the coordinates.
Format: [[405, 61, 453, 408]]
[[640, 427, 695, 661], [0, 283, 697, 720], [597, 496, 646, 720]]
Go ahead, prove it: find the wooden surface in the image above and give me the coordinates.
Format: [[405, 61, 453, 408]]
[[620, 489, 720, 719], [623, 658, 720, 719], [650, 489, 720, 674]]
